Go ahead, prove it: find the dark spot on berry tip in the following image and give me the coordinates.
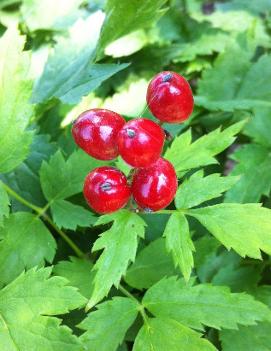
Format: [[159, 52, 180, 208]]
[[127, 128, 136, 138], [162, 73, 173, 82], [144, 207, 153, 213], [100, 182, 112, 192]]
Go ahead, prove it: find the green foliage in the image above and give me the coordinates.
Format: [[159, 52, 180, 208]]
[[1, 1, 271, 349], [87, 210, 146, 310], [143, 277, 271, 330], [0, 27, 34, 174], [0, 267, 86, 351], [79, 297, 138, 351]]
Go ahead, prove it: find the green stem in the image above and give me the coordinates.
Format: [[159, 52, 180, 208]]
[[1, 181, 85, 259], [118, 284, 149, 325]]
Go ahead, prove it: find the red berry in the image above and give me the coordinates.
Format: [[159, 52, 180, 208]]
[[117, 118, 165, 168], [72, 108, 125, 160], [83, 166, 131, 214], [131, 157, 177, 211], [146, 71, 194, 124]]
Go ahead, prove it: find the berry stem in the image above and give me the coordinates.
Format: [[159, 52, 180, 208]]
[[1, 181, 86, 259]]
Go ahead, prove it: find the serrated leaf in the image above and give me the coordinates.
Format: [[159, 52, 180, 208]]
[[225, 144, 271, 203], [0, 212, 56, 286], [1, 134, 57, 210], [165, 121, 245, 174], [0, 267, 86, 351], [53, 257, 94, 298], [133, 317, 217, 351], [87, 210, 146, 310], [79, 297, 138, 351], [0, 182, 9, 226], [175, 171, 238, 209], [143, 277, 271, 330], [97, 0, 168, 56], [21, 0, 84, 31], [40, 149, 105, 202], [163, 213, 194, 282], [188, 203, 271, 259], [32, 12, 104, 104], [244, 107, 271, 147], [196, 45, 271, 111], [0, 26, 34, 174], [220, 322, 271, 351], [125, 238, 178, 290], [51, 199, 95, 230]]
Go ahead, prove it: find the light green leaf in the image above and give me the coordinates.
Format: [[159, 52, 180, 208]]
[[21, 0, 84, 31], [245, 107, 271, 147], [51, 199, 95, 230], [165, 121, 245, 174], [87, 210, 145, 310], [32, 12, 104, 104], [220, 322, 271, 351], [0, 26, 34, 174], [219, 0, 271, 15], [40, 149, 105, 202], [188, 204, 271, 259], [225, 144, 271, 203], [143, 277, 271, 330], [163, 213, 194, 282], [133, 318, 217, 351], [97, 0, 168, 56], [0, 267, 86, 351], [196, 46, 271, 111], [175, 171, 238, 209], [0, 212, 56, 286], [125, 238, 178, 290], [53, 256, 94, 298], [79, 297, 138, 351], [0, 182, 9, 226]]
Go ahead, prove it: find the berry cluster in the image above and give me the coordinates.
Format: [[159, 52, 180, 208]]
[[72, 71, 194, 214]]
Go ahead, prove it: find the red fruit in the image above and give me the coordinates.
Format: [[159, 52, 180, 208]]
[[83, 166, 131, 214], [146, 71, 194, 124], [131, 157, 177, 211], [72, 109, 125, 160], [117, 118, 165, 168]]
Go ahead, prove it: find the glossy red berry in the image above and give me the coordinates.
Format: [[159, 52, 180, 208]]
[[131, 157, 177, 211], [146, 71, 194, 124], [83, 166, 131, 214], [117, 118, 165, 168], [72, 108, 125, 160]]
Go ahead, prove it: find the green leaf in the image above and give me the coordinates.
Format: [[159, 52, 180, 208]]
[[32, 12, 104, 104], [97, 0, 168, 56], [188, 203, 271, 259], [219, 0, 271, 15], [245, 108, 271, 147], [163, 213, 194, 282], [21, 0, 84, 31], [0, 182, 9, 226], [165, 121, 245, 174], [40, 149, 104, 202], [220, 322, 271, 351], [53, 256, 94, 298], [143, 277, 271, 330], [51, 199, 95, 230], [225, 144, 271, 203], [79, 297, 138, 351], [196, 45, 271, 111], [252, 286, 271, 308], [87, 210, 146, 310], [125, 238, 178, 290], [133, 318, 217, 351], [0, 212, 56, 286], [0, 267, 86, 351], [1, 134, 57, 210], [0, 26, 34, 174], [175, 171, 238, 209]]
